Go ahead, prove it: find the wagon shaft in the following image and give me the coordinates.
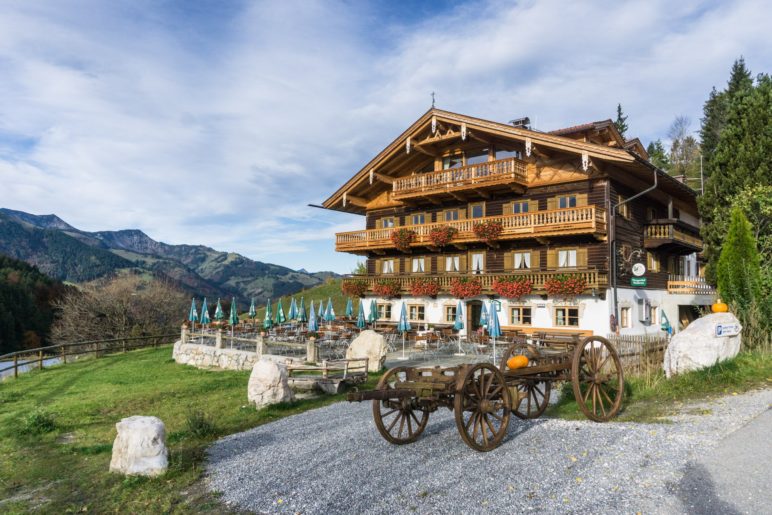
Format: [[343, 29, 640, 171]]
[[347, 388, 417, 402]]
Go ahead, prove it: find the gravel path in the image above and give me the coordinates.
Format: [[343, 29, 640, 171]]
[[206, 388, 771, 514]]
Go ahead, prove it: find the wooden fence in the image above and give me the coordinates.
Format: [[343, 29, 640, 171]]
[[606, 333, 669, 373], [0, 334, 177, 380]]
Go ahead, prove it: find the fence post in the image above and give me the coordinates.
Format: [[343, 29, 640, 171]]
[[38, 350, 43, 370], [306, 337, 318, 364], [122, 339, 127, 353], [215, 329, 223, 349], [181, 324, 188, 345], [255, 334, 265, 356], [96, 341, 100, 358], [322, 360, 328, 379], [61, 345, 66, 365], [13, 354, 18, 379]]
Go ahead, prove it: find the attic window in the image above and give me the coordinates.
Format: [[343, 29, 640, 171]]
[[442, 154, 463, 169]]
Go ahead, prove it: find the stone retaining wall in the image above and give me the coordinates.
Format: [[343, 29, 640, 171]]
[[172, 340, 259, 371]]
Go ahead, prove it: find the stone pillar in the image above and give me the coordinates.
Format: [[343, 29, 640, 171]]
[[306, 337, 318, 364], [215, 329, 223, 349], [181, 324, 188, 345], [256, 334, 265, 356]]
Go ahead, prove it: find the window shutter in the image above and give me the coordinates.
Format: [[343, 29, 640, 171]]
[[395, 258, 401, 275], [577, 248, 588, 268], [547, 249, 558, 269], [427, 256, 433, 274], [503, 252, 513, 271], [458, 209, 466, 220], [395, 216, 401, 227], [547, 197, 557, 211], [459, 254, 467, 272], [576, 193, 588, 207], [528, 200, 539, 213], [376, 218, 382, 229], [531, 250, 540, 270], [502, 202, 513, 216], [376, 259, 382, 275]]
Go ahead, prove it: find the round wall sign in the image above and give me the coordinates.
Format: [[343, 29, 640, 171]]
[[632, 263, 646, 277]]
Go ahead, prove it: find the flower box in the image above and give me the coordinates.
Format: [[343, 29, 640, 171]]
[[390, 229, 417, 252], [492, 277, 533, 299], [341, 279, 369, 297], [373, 279, 402, 298], [410, 278, 441, 297], [544, 274, 588, 298], [450, 277, 482, 298], [428, 226, 458, 247], [473, 220, 503, 245]]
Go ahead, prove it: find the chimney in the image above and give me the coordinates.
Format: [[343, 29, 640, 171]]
[[509, 116, 530, 130]]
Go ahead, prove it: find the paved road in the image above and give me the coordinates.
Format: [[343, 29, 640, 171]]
[[207, 388, 771, 514]]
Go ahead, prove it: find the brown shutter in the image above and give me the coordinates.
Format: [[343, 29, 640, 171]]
[[547, 249, 558, 269], [503, 251, 513, 271], [459, 254, 467, 272], [427, 256, 433, 274], [530, 250, 540, 270], [394, 258, 401, 275], [577, 248, 588, 268], [458, 208, 466, 220], [547, 197, 557, 211], [576, 193, 588, 207], [376, 259, 382, 275], [375, 218, 381, 229], [528, 200, 539, 213], [502, 202, 513, 216]]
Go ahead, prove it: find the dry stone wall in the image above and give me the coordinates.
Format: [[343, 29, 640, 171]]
[[173, 340, 259, 371]]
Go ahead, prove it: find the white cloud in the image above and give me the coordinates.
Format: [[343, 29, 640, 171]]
[[0, 0, 769, 273]]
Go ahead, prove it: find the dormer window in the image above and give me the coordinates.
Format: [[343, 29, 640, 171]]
[[558, 195, 577, 209]]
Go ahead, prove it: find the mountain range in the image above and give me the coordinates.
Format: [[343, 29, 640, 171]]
[[0, 208, 336, 302]]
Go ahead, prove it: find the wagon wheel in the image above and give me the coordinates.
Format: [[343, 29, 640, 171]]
[[372, 367, 429, 445], [454, 363, 511, 452], [500, 343, 552, 419], [571, 336, 624, 422]]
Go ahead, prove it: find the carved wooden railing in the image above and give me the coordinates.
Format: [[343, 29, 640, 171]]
[[336, 206, 607, 252], [645, 224, 703, 249], [666, 275, 716, 294], [343, 269, 608, 295], [392, 157, 528, 199]]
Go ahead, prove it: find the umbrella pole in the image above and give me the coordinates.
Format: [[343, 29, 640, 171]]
[[492, 337, 497, 366], [397, 332, 409, 361], [455, 333, 464, 356]]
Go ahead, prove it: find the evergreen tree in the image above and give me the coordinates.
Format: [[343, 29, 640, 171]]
[[700, 73, 772, 283], [716, 207, 760, 310], [614, 103, 629, 138], [646, 139, 670, 170]]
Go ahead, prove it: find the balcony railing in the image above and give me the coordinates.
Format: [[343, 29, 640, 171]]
[[343, 269, 608, 295], [392, 157, 528, 200], [336, 206, 607, 253], [644, 224, 703, 250], [666, 275, 716, 295]]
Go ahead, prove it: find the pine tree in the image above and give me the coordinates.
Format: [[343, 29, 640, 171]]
[[646, 139, 670, 170], [716, 207, 760, 310], [614, 103, 629, 138]]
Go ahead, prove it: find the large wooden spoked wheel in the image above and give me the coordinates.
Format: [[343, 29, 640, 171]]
[[454, 363, 512, 452], [500, 343, 551, 419], [372, 367, 429, 445], [571, 336, 624, 422]]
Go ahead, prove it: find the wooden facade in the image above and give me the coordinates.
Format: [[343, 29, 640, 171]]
[[323, 109, 704, 299]]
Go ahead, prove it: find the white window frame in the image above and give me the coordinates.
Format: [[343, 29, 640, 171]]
[[558, 195, 577, 209], [412, 257, 425, 273], [510, 307, 532, 325], [445, 305, 457, 323], [555, 306, 579, 327], [408, 304, 425, 321], [382, 217, 395, 228], [558, 249, 577, 268], [445, 255, 460, 272], [514, 251, 531, 270], [377, 303, 392, 320], [445, 210, 459, 221], [382, 259, 394, 274], [471, 252, 485, 274], [512, 201, 529, 214], [411, 213, 425, 225], [620, 307, 631, 328]]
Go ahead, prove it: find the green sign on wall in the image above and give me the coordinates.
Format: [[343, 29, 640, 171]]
[[631, 277, 647, 287]]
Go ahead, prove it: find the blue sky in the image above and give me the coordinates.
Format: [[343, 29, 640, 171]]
[[0, 0, 770, 273]]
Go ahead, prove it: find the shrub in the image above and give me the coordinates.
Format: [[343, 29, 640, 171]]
[[373, 279, 402, 298], [544, 274, 587, 297], [410, 278, 441, 297], [184, 409, 217, 439], [450, 277, 482, 298], [717, 206, 761, 312], [492, 277, 533, 299], [341, 279, 368, 297], [473, 221, 503, 244], [21, 408, 56, 435], [390, 229, 416, 252], [428, 226, 458, 247]]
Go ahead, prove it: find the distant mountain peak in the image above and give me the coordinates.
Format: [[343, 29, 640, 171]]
[[0, 208, 76, 231]]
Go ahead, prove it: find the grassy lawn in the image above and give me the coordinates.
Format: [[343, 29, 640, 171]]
[[547, 350, 772, 422], [0, 345, 381, 513], [248, 278, 348, 322]]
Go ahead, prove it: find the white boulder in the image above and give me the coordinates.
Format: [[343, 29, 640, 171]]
[[248, 359, 295, 409], [346, 330, 388, 372], [663, 312, 742, 379], [109, 416, 168, 476]]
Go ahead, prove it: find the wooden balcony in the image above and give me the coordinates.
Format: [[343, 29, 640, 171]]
[[391, 157, 528, 201], [644, 223, 703, 253], [342, 269, 608, 296], [666, 275, 716, 295], [336, 206, 607, 253]]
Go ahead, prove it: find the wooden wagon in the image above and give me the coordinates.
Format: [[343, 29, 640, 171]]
[[347, 335, 624, 452]]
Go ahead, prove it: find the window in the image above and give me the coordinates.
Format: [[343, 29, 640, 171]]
[[646, 207, 657, 221], [513, 251, 531, 270], [618, 195, 630, 218], [411, 213, 425, 225], [648, 305, 658, 325], [377, 303, 392, 320], [470, 203, 485, 219], [512, 201, 529, 214], [558, 195, 577, 209], [555, 307, 579, 327], [445, 305, 457, 323], [620, 307, 631, 328], [381, 217, 395, 228], [471, 252, 485, 274], [381, 259, 394, 274], [445, 209, 459, 221], [466, 149, 489, 166], [442, 154, 463, 169], [558, 249, 577, 268], [445, 255, 460, 272], [510, 307, 532, 325], [412, 257, 425, 273], [408, 304, 425, 321], [647, 251, 660, 272]]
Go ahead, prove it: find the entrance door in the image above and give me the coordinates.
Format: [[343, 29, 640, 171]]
[[467, 300, 482, 331]]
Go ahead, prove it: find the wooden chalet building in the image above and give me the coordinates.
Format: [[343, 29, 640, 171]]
[[322, 109, 715, 337]]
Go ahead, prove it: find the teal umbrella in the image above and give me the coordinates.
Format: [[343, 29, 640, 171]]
[[324, 297, 335, 322], [297, 297, 308, 323], [453, 300, 465, 355], [248, 298, 256, 320], [317, 300, 324, 319], [488, 300, 502, 365], [308, 300, 318, 332], [345, 297, 354, 319], [288, 297, 298, 320], [263, 299, 273, 330], [188, 298, 198, 328], [229, 298, 239, 325], [200, 298, 211, 325], [356, 300, 366, 329], [214, 298, 224, 321], [369, 298, 378, 330], [397, 302, 411, 360], [479, 302, 488, 329], [275, 298, 286, 325]]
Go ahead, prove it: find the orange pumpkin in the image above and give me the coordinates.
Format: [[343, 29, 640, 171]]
[[712, 299, 729, 313], [507, 355, 529, 370]]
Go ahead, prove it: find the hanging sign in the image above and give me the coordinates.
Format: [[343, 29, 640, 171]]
[[631, 277, 647, 287]]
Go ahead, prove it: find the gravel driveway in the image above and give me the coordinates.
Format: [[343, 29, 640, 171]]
[[207, 389, 771, 514]]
